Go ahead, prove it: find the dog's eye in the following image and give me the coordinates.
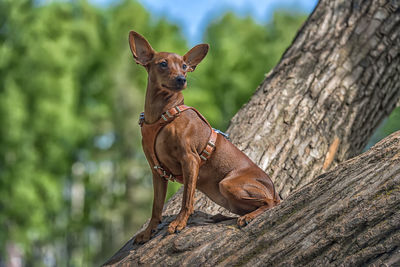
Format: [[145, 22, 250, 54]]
[[160, 61, 168, 68], [182, 64, 187, 70]]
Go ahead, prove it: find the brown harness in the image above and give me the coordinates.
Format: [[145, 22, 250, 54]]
[[139, 105, 218, 183]]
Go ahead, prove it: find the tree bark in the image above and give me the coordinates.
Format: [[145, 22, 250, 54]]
[[104, 131, 400, 266], [229, 0, 400, 198], [104, 0, 400, 265]]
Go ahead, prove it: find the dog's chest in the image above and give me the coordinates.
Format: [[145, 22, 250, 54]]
[[154, 125, 185, 175]]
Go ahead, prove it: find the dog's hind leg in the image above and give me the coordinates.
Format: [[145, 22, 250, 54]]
[[219, 172, 280, 227]]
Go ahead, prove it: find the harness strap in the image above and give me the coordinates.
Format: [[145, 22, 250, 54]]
[[199, 130, 217, 165], [139, 105, 217, 182]]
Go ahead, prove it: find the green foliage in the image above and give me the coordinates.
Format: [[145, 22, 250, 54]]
[[1, 0, 398, 266], [0, 0, 190, 265], [366, 106, 400, 150], [0, 0, 89, 257]]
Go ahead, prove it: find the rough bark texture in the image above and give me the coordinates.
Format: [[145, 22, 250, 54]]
[[104, 131, 400, 266], [104, 0, 400, 265], [229, 0, 400, 198]]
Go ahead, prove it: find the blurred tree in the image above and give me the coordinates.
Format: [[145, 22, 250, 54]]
[[0, 0, 189, 265], [0, 0, 91, 264]]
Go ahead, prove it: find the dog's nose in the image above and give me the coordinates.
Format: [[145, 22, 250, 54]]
[[176, 75, 186, 86]]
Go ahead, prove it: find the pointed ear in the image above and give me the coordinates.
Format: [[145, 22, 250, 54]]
[[183, 44, 209, 71], [129, 31, 155, 66]]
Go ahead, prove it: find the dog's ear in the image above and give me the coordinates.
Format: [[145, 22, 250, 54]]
[[183, 44, 209, 72], [129, 31, 155, 66]]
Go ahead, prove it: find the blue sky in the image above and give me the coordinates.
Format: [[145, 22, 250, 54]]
[[91, 0, 318, 45]]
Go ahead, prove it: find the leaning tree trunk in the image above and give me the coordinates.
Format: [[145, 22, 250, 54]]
[[104, 131, 400, 266], [104, 0, 400, 265]]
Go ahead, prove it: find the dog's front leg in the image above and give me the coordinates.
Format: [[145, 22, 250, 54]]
[[168, 153, 200, 234], [134, 172, 168, 243]]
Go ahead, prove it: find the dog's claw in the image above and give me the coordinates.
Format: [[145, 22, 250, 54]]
[[237, 214, 255, 228], [168, 217, 188, 234]]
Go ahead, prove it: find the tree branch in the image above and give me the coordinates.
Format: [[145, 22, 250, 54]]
[[104, 130, 400, 266]]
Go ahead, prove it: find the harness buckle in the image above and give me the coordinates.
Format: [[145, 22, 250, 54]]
[[165, 110, 173, 118], [207, 141, 215, 147], [213, 128, 230, 140], [154, 165, 176, 182], [138, 112, 145, 127]]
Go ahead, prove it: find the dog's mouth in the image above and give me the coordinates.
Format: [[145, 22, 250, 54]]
[[162, 84, 186, 92]]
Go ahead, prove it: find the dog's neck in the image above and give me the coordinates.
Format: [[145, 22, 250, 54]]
[[144, 77, 184, 124]]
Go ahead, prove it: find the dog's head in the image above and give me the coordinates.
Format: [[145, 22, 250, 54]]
[[129, 31, 208, 92]]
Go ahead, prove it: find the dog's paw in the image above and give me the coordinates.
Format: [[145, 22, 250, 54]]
[[237, 214, 254, 228], [134, 228, 153, 244], [167, 219, 187, 234]]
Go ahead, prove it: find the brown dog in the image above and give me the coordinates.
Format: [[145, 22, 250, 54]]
[[129, 31, 281, 244]]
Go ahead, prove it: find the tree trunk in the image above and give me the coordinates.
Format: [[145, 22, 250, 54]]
[[104, 0, 400, 265], [104, 131, 400, 266], [229, 0, 400, 198]]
